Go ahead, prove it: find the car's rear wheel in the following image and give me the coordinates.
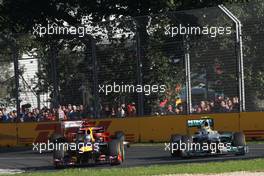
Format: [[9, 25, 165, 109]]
[[170, 134, 182, 157], [115, 131, 125, 160], [233, 132, 246, 155], [109, 139, 124, 165], [233, 132, 246, 146], [53, 138, 67, 169], [179, 135, 193, 158]]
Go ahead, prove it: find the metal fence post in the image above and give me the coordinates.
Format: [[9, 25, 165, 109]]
[[218, 4, 245, 112], [12, 44, 21, 120], [136, 31, 144, 116], [91, 38, 99, 118], [50, 43, 59, 109], [184, 35, 192, 114]]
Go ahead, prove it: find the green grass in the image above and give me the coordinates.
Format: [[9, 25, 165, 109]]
[[8, 159, 264, 176]]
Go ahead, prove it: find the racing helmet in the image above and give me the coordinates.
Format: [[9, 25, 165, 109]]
[[85, 134, 91, 141], [85, 130, 92, 142], [201, 120, 211, 131]]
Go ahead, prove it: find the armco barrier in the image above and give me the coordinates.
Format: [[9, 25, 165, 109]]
[[16, 122, 60, 145], [240, 112, 264, 140], [0, 112, 263, 147], [137, 113, 240, 142], [138, 115, 186, 142], [0, 123, 17, 147]]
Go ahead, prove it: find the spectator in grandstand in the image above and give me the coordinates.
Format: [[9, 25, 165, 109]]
[[117, 104, 126, 118], [177, 104, 185, 114], [175, 107, 181, 114], [116, 107, 122, 118], [87, 106, 95, 118], [34, 108, 44, 122], [6, 111, 16, 122], [48, 109, 56, 121], [127, 102, 136, 117], [21, 109, 28, 122], [34, 110, 44, 121], [102, 105, 111, 118], [167, 105, 175, 115], [20, 108, 29, 122], [66, 104, 72, 118], [40, 110, 49, 121], [58, 106, 65, 121], [219, 100, 229, 112], [68, 105, 79, 120], [226, 99, 234, 112], [0, 110, 4, 122], [61, 106, 68, 119], [0, 108, 11, 122], [195, 106, 202, 114], [200, 101, 211, 113], [232, 96, 239, 111], [209, 101, 216, 112], [111, 107, 116, 118], [79, 105, 87, 119], [75, 105, 81, 118], [159, 98, 168, 115], [24, 112, 36, 122]]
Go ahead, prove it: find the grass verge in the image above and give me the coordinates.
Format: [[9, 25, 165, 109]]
[[8, 158, 264, 176]]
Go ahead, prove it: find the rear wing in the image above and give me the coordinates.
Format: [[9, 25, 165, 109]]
[[62, 121, 83, 128], [187, 118, 214, 128], [62, 121, 98, 129]]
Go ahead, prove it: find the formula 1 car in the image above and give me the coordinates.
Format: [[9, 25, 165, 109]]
[[169, 117, 248, 158], [51, 121, 125, 168]]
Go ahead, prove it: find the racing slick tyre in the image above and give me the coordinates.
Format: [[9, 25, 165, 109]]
[[233, 132, 246, 155], [50, 133, 63, 143], [179, 135, 193, 158], [109, 139, 124, 165], [170, 134, 182, 157], [115, 131, 126, 158], [53, 138, 67, 169], [233, 132, 246, 146]]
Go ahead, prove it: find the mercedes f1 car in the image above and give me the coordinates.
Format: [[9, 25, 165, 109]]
[[51, 121, 125, 168], [169, 117, 248, 158]]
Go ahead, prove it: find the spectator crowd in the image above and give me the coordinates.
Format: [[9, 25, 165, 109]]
[[0, 102, 137, 123], [0, 96, 239, 122], [154, 96, 240, 115]]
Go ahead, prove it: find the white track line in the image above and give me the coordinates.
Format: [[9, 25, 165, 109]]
[[0, 169, 25, 175]]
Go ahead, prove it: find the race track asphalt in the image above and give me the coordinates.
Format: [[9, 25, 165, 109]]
[[0, 144, 263, 173]]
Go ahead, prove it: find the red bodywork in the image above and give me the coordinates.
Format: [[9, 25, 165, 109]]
[[57, 121, 111, 142], [53, 120, 121, 167]]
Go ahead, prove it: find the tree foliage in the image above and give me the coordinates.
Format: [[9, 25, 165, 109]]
[[1, 0, 263, 112]]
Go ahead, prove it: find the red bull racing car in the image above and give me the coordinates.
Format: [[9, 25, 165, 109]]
[[51, 121, 125, 168]]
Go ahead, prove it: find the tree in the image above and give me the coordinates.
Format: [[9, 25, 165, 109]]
[[1, 0, 261, 113]]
